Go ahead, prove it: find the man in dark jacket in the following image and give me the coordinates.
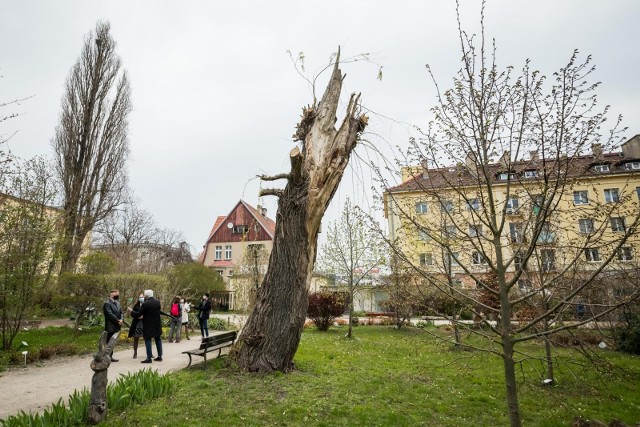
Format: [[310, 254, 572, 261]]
[[193, 293, 212, 338], [103, 289, 123, 362], [130, 289, 164, 363]]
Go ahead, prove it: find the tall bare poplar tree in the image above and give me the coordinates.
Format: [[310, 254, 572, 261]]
[[234, 52, 368, 372], [53, 21, 131, 272]]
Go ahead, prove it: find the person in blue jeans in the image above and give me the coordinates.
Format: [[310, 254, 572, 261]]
[[193, 293, 212, 338]]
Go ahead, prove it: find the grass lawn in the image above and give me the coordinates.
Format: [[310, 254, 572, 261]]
[[105, 325, 640, 427]]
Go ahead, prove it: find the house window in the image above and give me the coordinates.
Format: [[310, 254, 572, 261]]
[[624, 161, 640, 170], [418, 228, 432, 241], [225, 245, 232, 259], [216, 270, 224, 276], [214, 246, 222, 260], [443, 225, 457, 238], [233, 225, 249, 234], [523, 170, 539, 178], [469, 224, 483, 237], [509, 223, 524, 243], [617, 247, 633, 261], [604, 188, 620, 203], [532, 195, 544, 214], [472, 251, 487, 265], [518, 279, 532, 292], [538, 222, 555, 244], [584, 248, 600, 262], [467, 198, 481, 211], [578, 218, 594, 234], [610, 217, 625, 232], [636, 187, 640, 201], [415, 202, 428, 214], [440, 200, 454, 213], [445, 252, 460, 267], [506, 196, 519, 213], [573, 191, 589, 205], [514, 252, 527, 271], [419, 253, 433, 266], [541, 249, 556, 272], [228, 270, 234, 276], [498, 172, 516, 180], [593, 164, 610, 173]]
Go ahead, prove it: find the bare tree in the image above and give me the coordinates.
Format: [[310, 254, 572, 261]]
[[380, 3, 638, 426], [52, 21, 131, 272], [318, 198, 385, 338], [234, 51, 368, 372]]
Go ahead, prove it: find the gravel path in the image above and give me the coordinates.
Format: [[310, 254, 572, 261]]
[[0, 335, 224, 419]]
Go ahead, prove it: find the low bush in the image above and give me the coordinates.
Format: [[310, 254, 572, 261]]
[[307, 292, 347, 331], [208, 317, 227, 331], [614, 313, 640, 355]]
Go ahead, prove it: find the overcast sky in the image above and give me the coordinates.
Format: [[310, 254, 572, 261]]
[[2, 0, 639, 254]]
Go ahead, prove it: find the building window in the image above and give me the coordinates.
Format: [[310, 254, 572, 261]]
[[593, 164, 610, 173], [445, 252, 460, 267], [469, 224, 483, 237], [506, 196, 519, 213], [440, 200, 454, 213], [443, 225, 457, 238], [418, 228, 432, 241], [610, 217, 626, 232], [214, 246, 222, 260], [415, 202, 428, 214], [532, 195, 544, 214], [225, 245, 232, 259], [578, 218, 594, 234], [624, 161, 640, 170], [419, 253, 433, 266], [604, 188, 620, 203], [228, 270, 234, 276], [233, 225, 249, 234], [541, 249, 556, 272], [510, 223, 525, 243], [523, 170, 539, 178], [584, 248, 600, 262], [216, 270, 223, 276], [498, 172, 516, 180], [514, 252, 527, 271], [467, 198, 481, 211], [537, 222, 555, 244], [636, 187, 640, 201], [472, 251, 487, 265], [518, 279, 532, 292], [617, 247, 633, 261], [573, 190, 589, 205]]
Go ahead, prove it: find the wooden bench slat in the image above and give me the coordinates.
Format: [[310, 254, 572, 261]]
[[182, 331, 237, 368]]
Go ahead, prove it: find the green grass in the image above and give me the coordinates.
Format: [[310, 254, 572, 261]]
[[104, 326, 640, 427], [0, 326, 128, 370]]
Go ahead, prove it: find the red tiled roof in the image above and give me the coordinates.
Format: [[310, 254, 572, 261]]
[[207, 216, 227, 241], [212, 260, 234, 267], [241, 200, 276, 238]]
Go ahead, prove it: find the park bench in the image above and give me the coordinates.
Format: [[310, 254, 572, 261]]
[[182, 330, 237, 368]]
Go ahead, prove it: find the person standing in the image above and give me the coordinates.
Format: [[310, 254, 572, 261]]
[[167, 296, 182, 343], [127, 293, 145, 359], [103, 289, 123, 362], [180, 298, 190, 340], [130, 289, 164, 364], [193, 293, 212, 338]]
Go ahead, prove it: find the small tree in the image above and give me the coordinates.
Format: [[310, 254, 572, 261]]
[[165, 262, 225, 302], [307, 292, 347, 331], [53, 273, 108, 328], [318, 198, 385, 338], [80, 251, 116, 275]]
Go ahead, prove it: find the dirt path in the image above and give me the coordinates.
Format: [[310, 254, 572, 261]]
[[0, 335, 225, 419]]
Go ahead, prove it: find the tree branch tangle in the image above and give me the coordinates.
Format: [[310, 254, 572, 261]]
[[234, 51, 368, 373]]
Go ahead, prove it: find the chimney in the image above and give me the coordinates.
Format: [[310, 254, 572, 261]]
[[530, 150, 539, 161], [591, 144, 603, 158], [621, 135, 640, 158], [465, 151, 477, 170], [261, 207, 267, 217], [421, 159, 429, 179]]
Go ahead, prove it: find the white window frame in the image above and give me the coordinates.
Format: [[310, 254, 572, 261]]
[[440, 200, 454, 213], [593, 164, 610, 173], [415, 202, 428, 214], [604, 188, 620, 204], [469, 224, 482, 237], [509, 223, 524, 243], [467, 198, 481, 211], [523, 170, 539, 178], [541, 249, 556, 272], [617, 247, 633, 261], [584, 248, 600, 262], [611, 217, 625, 232], [445, 252, 460, 267], [214, 245, 222, 260], [224, 245, 232, 260], [419, 253, 433, 266], [506, 196, 519, 212], [624, 162, 640, 170], [472, 251, 487, 265], [573, 190, 589, 205], [578, 218, 594, 234]]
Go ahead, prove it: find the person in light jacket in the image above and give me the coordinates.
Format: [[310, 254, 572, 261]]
[[180, 298, 191, 340]]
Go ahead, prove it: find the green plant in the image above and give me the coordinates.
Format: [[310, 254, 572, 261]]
[[614, 313, 640, 355], [307, 292, 347, 331], [208, 317, 227, 331]]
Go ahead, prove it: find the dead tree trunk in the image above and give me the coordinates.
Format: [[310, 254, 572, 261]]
[[87, 331, 117, 424], [234, 53, 367, 372]]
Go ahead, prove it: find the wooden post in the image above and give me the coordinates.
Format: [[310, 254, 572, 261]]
[[87, 331, 118, 424]]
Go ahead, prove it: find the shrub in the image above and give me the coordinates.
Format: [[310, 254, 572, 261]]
[[208, 317, 227, 331], [307, 292, 347, 331], [614, 313, 640, 355]]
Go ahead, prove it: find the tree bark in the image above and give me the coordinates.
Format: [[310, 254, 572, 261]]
[[234, 53, 367, 372]]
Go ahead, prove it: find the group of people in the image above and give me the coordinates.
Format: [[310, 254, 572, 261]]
[[103, 290, 214, 364]]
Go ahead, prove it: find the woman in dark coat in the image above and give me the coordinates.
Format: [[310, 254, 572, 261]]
[[193, 293, 212, 338], [128, 293, 144, 359]]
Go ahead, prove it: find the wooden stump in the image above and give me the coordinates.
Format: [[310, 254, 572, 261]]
[[87, 331, 118, 424]]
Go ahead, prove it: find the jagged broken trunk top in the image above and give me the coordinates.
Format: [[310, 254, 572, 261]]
[[234, 56, 368, 373]]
